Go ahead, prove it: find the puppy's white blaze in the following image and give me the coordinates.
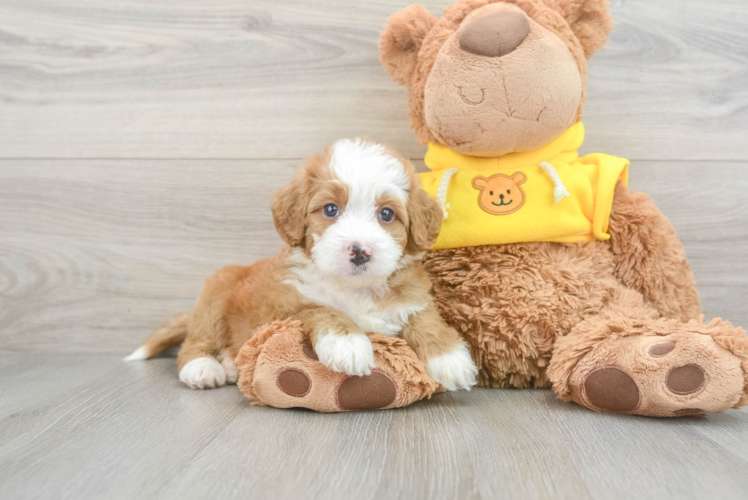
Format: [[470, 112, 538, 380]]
[[315, 331, 376, 377], [124, 347, 149, 361], [426, 343, 479, 391], [179, 357, 227, 390], [330, 138, 411, 205]]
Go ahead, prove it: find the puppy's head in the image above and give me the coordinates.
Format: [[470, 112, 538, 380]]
[[272, 138, 442, 285]]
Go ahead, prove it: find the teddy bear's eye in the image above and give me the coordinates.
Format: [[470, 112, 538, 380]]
[[489, 191, 493, 196], [507, 189, 511, 194]]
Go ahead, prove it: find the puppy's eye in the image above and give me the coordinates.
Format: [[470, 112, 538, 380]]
[[379, 207, 395, 223], [323, 204, 339, 219]]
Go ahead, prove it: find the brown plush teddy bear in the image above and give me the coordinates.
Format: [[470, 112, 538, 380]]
[[376, 0, 748, 416], [236, 0, 748, 416]]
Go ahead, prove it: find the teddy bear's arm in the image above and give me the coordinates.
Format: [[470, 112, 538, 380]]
[[607, 181, 701, 321]]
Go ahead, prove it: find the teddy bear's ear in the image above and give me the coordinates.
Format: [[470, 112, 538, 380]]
[[472, 176, 488, 189], [558, 0, 615, 58], [379, 5, 439, 86], [511, 172, 527, 185]]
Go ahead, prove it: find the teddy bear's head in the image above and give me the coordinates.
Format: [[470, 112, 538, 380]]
[[379, 0, 613, 157]]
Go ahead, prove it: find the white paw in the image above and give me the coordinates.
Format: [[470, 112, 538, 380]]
[[179, 357, 227, 389], [315, 332, 376, 377], [221, 353, 238, 384], [426, 343, 479, 391]]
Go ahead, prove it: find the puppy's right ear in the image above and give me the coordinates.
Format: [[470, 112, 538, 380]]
[[379, 5, 438, 86], [271, 167, 308, 247]]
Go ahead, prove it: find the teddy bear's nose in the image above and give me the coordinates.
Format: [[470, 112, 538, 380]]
[[459, 11, 531, 58]]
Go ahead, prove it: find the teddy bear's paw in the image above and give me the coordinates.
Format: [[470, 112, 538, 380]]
[[425, 343, 479, 391], [568, 325, 747, 417], [236, 321, 440, 412], [259, 341, 398, 411]]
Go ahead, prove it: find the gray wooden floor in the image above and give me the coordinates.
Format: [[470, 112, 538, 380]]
[[1, 0, 748, 498], [2, 352, 748, 500]]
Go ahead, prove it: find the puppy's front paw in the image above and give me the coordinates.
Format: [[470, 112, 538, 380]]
[[426, 343, 478, 391], [315, 332, 376, 377], [179, 356, 227, 389]]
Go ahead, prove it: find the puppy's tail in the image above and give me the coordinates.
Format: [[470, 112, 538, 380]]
[[124, 313, 190, 361]]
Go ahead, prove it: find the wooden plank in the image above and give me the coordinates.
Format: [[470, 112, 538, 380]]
[[450, 388, 748, 499], [0, 354, 247, 499], [0, 0, 746, 160], [0, 353, 746, 500], [0, 159, 745, 352], [0, 353, 748, 500]]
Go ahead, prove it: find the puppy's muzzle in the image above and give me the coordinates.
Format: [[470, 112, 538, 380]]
[[349, 242, 372, 266]]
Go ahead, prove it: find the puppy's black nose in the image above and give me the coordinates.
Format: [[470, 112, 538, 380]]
[[349, 242, 371, 266]]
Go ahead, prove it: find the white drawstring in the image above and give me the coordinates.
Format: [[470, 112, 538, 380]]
[[435, 168, 459, 220], [538, 161, 570, 203]]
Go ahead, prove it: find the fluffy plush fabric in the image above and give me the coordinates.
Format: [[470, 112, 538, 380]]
[[235, 320, 441, 412], [380, 0, 614, 149], [379, 0, 748, 416], [425, 183, 748, 415]]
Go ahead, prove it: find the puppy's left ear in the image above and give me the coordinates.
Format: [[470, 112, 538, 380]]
[[271, 166, 308, 247], [407, 179, 443, 253]]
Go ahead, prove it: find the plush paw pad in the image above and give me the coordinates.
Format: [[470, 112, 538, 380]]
[[583, 366, 641, 413], [570, 328, 746, 417], [648, 342, 676, 358], [277, 368, 311, 397], [337, 371, 397, 410], [665, 364, 706, 395]]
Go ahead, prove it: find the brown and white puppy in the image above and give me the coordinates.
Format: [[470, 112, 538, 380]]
[[127, 138, 478, 391]]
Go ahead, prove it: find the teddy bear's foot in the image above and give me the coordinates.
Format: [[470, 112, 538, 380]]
[[234, 320, 441, 412], [550, 317, 748, 417]]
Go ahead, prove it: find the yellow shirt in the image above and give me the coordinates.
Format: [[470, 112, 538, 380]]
[[420, 123, 629, 250]]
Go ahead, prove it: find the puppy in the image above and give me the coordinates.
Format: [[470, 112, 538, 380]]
[[127, 138, 478, 391]]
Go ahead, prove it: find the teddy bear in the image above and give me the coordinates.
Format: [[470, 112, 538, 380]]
[[236, 0, 748, 416], [375, 0, 748, 416]]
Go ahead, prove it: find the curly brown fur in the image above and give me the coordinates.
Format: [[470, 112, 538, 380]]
[[426, 241, 619, 388]]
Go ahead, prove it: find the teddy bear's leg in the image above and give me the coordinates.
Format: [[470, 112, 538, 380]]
[[608, 181, 701, 321], [547, 286, 748, 417], [234, 321, 440, 412]]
